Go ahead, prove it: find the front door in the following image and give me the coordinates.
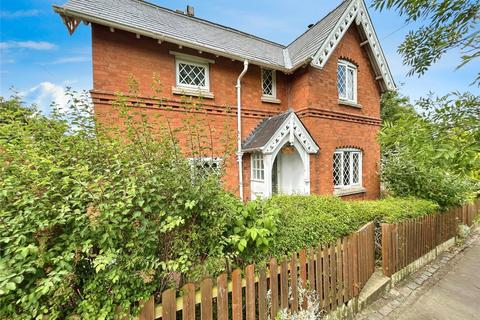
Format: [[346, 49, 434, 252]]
[[273, 145, 306, 195]]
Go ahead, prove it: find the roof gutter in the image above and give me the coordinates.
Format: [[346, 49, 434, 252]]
[[236, 60, 249, 201], [53, 6, 292, 73]]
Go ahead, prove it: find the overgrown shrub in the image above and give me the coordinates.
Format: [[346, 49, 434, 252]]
[[0, 92, 241, 319], [264, 195, 439, 258], [227, 199, 279, 264], [380, 92, 479, 208]]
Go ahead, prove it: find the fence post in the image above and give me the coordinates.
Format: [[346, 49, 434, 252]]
[[232, 269, 242, 320], [162, 289, 177, 320], [381, 223, 391, 277], [216, 274, 228, 320], [183, 283, 195, 320], [138, 296, 155, 320], [246, 265, 256, 320]]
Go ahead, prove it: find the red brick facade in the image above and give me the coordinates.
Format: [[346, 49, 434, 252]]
[[91, 22, 382, 200]]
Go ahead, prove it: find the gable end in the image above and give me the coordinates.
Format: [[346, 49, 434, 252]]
[[310, 0, 395, 91]]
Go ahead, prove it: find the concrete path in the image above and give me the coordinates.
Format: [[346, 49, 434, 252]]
[[356, 228, 480, 320], [395, 232, 480, 320]]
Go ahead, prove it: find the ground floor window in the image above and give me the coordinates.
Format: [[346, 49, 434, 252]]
[[251, 153, 265, 181], [188, 157, 222, 174], [333, 148, 362, 189]]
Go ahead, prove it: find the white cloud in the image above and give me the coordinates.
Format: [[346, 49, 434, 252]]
[[0, 41, 57, 50], [0, 10, 40, 18], [23, 82, 69, 113], [43, 56, 91, 65], [21, 82, 92, 115]]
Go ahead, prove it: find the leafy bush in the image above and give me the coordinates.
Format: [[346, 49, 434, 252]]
[[227, 199, 279, 264], [0, 93, 240, 319], [264, 195, 438, 257], [380, 92, 479, 208]]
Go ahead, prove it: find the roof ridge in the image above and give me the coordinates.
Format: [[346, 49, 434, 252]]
[[129, 0, 286, 48], [286, 0, 352, 48]]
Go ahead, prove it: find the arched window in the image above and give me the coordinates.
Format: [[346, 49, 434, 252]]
[[333, 148, 362, 189], [337, 60, 357, 103]]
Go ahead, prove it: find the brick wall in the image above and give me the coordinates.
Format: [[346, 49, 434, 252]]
[[91, 22, 382, 201]]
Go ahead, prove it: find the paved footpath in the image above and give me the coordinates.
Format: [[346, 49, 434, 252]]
[[356, 227, 480, 320]]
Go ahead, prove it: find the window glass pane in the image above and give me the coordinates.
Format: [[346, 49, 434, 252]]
[[337, 64, 346, 99], [262, 69, 273, 96], [333, 152, 342, 186], [347, 67, 355, 101], [352, 152, 360, 184], [343, 151, 350, 185], [252, 153, 264, 181], [178, 63, 206, 87]]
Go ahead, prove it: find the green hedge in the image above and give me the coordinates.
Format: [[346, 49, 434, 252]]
[[265, 195, 439, 257], [349, 197, 440, 224]]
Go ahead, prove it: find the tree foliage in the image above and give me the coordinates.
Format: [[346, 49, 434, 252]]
[[373, 0, 480, 84], [380, 91, 479, 208]]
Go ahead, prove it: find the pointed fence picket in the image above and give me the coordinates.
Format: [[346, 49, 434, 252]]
[[137, 222, 375, 320]]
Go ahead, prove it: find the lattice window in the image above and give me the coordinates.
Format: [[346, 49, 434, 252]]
[[262, 69, 276, 97], [251, 153, 265, 181], [333, 149, 362, 189], [176, 59, 209, 90], [338, 60, 357, 103], [189, 157, 222, 175], [343, 151, 351, 186], [352, 152, 360, 184], [333, 152, 342, 187], [337, 64, 347, 99]]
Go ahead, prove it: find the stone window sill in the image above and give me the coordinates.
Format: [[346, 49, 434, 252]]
[[261, 96, 281, 104], [172, 86, 214, 99], [334, 186, 366, 197], [338, 99, 362, 109]]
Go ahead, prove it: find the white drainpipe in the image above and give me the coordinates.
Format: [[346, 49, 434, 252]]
[[236, 60, 249, 201]]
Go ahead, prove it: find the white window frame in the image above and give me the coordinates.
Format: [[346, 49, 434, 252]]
[[251, 153, 265, 181], [337, 60, 357, 104], [333, 148, 362, 189], [261, 68, 276, 99], [175, 57, 210, 91]]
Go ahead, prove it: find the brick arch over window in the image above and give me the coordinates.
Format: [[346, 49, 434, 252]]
[[338, 56, 360, 69], [336, 145, 364, 154]]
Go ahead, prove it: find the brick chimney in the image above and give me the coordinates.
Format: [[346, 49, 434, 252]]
[[186, 5, 194, 17]]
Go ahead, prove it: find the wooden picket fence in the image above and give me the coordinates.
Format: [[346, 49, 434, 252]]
[[381, 199, 480, 277], [138, 222, 375, 320], [455, 198, 480, 227]]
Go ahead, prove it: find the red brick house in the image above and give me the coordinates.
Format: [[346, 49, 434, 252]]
[[54, 0, 395, 201]]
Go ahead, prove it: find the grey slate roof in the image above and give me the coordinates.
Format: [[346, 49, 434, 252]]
[[287, 0, 351, 66], [242, 111, 292, 151], [54, 0, 352, 70]]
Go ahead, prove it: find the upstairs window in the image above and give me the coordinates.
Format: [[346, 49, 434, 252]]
[[251, 153, 265, 181], [337, 60, 357, 103], [261, 69, 276, 98], [333, 148, 362, 189], [176, 58, 210, 91]]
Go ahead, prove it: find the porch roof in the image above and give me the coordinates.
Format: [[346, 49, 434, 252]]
[[242, 111, 291, 152], [242, 110, 319, 154]]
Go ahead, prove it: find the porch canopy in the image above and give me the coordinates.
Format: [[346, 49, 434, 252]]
[[242, 110, 319, 199]]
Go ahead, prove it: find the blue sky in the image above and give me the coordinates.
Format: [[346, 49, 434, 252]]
[[1, 0, 478, 113]]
